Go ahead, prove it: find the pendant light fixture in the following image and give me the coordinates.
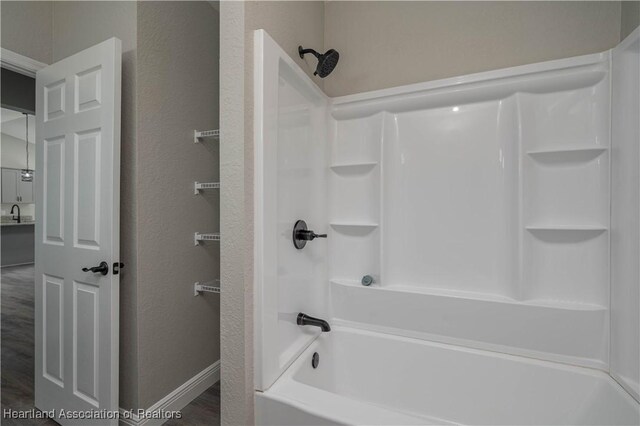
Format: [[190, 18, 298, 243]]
[[21, 113, 33, 182]]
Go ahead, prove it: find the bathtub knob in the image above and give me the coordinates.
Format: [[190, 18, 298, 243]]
[[293, 220, 327, 249], [362, 275, 374, 286]]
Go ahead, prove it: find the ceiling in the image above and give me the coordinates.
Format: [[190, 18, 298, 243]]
[[1, 108, 35, 143]]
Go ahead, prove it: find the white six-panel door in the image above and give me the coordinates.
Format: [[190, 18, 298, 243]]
[[35, 38, 121, 425]]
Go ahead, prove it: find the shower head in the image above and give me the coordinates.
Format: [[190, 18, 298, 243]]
[[298, 46, 339, 78]]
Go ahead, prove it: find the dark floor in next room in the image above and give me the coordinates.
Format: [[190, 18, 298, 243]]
[[1, 264, 220, 426]]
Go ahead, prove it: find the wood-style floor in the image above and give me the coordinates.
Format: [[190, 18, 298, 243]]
[[1, 264, 220, 425], [1, 264, 56, 426]]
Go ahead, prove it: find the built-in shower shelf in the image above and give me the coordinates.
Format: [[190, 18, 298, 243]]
[[330, 222, 379, 229], [194, 129, 220, 143], [194, 182, 220, 194], [194, 279, 220, 296], [526, 225, 607, 232], [194, 232, 221, 245], [526, 147, 607, 162], [330, 162, 378, 173]]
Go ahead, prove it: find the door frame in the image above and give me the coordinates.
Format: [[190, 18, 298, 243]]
[[1, 48, 47, 78]]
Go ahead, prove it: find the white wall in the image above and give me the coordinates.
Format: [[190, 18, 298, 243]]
[[324, 1, 623, 96]]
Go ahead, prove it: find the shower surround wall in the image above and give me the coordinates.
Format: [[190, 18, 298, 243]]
[[328, 54, 611, 369]]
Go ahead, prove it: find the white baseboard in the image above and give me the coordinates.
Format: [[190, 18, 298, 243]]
[[119, 360, 220, 426]]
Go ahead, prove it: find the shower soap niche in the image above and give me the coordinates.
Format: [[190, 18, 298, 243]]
[[330, 114, 383, 166], [329, 226, 379, 284], [518, 81, 609, 153], [523, 228, 608, 306], [524, 151, 609, 226], [330, 164, 380, 225]]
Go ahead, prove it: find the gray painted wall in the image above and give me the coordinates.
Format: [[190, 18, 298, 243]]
[[136, 1, 220, 409], [323, 1, 623, 96], [1, 1, 53, 64], [621, 1, 640, 40]]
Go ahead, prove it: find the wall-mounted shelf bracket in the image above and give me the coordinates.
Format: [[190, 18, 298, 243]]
[[194, 181, 221, 194], [194, 129, 220, 143], [194, 280, 221, 296], [194, 232, 221, 245]]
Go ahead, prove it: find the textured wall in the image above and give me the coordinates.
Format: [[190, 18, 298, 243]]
[[136, 1, 220, 409], [245, 1, 326, 90], [220, 1, 325, 425], [324, 1, 622, 96], [0, 1, 53, 64], [220, 2, 249, 424], [621, 1, 640, 40], [51, 1, 137, 61]]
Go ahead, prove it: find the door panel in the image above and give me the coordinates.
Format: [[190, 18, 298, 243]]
[[73, 281, 99, 406], [43, 274, 64, 386], [43, 137, 65, 245], [35, 37, 121, 425], [74, 130, 101, 249]]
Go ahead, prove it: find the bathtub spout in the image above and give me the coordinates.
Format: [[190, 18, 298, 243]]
[[297, 313, 331, 332]]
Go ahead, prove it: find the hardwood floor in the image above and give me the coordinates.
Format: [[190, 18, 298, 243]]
[[1, 264, 56, 426], [1, 264, 220, 426]]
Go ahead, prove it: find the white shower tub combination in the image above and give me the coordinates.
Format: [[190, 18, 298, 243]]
[[253, 29, 640, 425]]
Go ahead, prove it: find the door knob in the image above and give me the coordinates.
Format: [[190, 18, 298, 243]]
[[82, 261, 109, 276], [293, 220, 327, 249]]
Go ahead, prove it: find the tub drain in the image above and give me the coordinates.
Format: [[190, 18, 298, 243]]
[[311, 352, 320, 369]]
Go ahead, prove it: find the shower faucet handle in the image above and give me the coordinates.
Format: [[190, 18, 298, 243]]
[[293, 220, 327, 249], [298, 230, 327, 241]]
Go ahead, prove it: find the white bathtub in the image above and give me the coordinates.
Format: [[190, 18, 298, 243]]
[[256, 327, 640, 425]]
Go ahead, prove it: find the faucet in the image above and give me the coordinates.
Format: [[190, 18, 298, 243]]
[[297, 313, 331, 332], [10, 204, 21, 224]]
